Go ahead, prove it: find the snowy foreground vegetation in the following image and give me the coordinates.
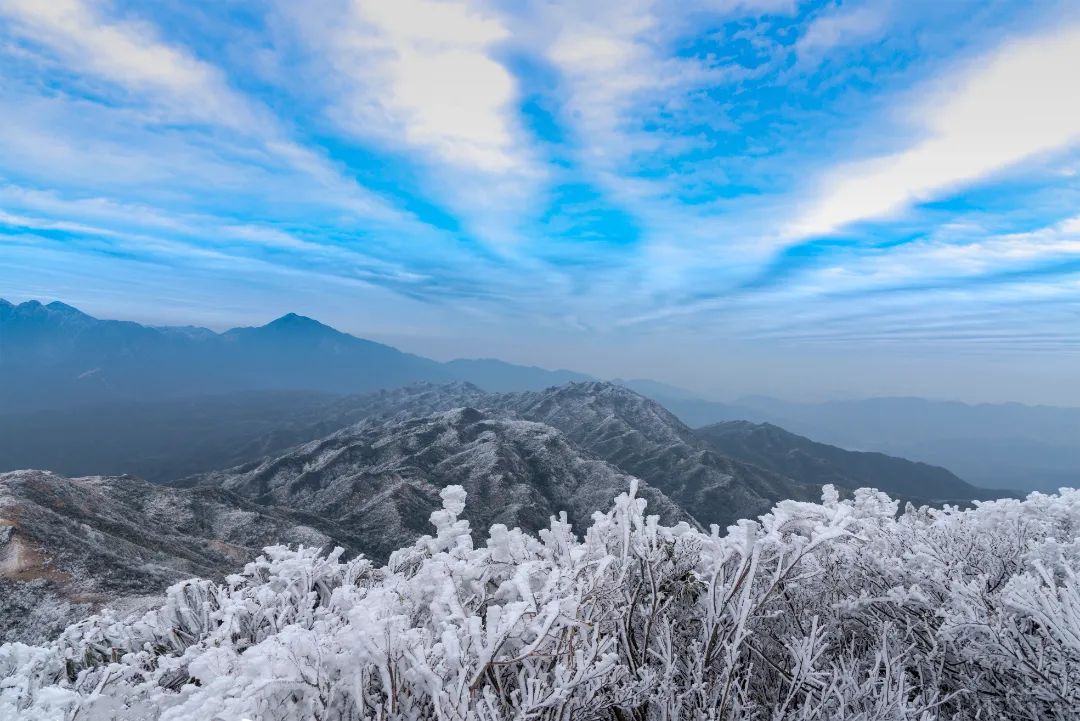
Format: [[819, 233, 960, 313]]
[[3, 483, 1080, 720]]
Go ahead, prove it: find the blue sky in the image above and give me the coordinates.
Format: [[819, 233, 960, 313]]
[[2, 0, 1080, 402]]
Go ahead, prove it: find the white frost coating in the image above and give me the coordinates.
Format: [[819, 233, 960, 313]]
[[438, 483, 467, 518], [423, 484, 472, 555], [2, 484, 1080, 720]]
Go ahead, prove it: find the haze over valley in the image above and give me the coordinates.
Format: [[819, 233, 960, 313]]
[[2, 299, 1072, 493]]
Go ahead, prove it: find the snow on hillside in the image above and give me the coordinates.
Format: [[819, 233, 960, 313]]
[[3, 483, 1079, 720]]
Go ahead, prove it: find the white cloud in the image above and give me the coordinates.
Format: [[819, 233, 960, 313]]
[[536, 0, 800, 301], [542, 0, 797, 166], [544, 0, 728, 165], [267, 0, 550, 248], [789, 23, 1080, 239], [796, 2, 888, 62], [0, 0, 256, 129], [1060, 215, 1080, 234], [617, 209, 1080, 330], [0, 0, 413, 225], [303, 0, 528, 175], [0, 199, 438, 289], [0, 209, 122, 238], [547, 4, 660, 152], [718, 213, 1080, 328]]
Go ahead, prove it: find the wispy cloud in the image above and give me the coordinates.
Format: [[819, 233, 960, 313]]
[[540, 0, 739, 189], [795, 2, 889, 66], [269, 0, 549, 248], [789, 22, 1080, 239], [307, 0, 529, 175], [0, 0, 413, 224]]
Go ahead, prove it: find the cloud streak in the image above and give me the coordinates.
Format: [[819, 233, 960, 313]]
[[789, 22, 1080, 239], [0, 0, 415, 225], [314, 0, 529, 175]]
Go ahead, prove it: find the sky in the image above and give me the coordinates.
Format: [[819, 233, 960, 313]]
[[2, 0, 1080, 404]]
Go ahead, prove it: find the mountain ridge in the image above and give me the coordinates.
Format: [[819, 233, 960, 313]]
[[486, 382, 820, 528], [0, 300, 595, 409], [0, 379, 1009, 644], [695, 420, 999, 503], [669, 393, 1080, 492], [187, 404, 694, 560], [1, 393, 702, 641]]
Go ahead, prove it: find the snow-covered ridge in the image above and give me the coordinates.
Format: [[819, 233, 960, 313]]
[[0, 470, 342, 644], [1, 382, 1009, 650], [3, 483, 1078, 720], [191, 405, 690, 561], [0, 402, 692, 645]]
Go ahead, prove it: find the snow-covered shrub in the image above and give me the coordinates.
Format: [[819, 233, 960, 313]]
[[2, 482, 1079, 720]]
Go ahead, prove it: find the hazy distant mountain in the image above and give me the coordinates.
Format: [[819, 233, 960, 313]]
[[0, 300, 597, 411], [0, 469, 365, 644], [0, 300, 452, 410], [611, 378, 702, 401], [187, 406, 691, 561], [444, 358, 593, 391], [4, 299, 1077, 494], [695, 421, 998, 503], [0, 383, 499, 482], [0, 391, 356, 482], [639, 395, 760, 429], [665, 394, 1080, 493]]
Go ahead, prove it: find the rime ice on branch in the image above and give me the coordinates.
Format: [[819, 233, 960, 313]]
[[3, 483, 1080, 720]]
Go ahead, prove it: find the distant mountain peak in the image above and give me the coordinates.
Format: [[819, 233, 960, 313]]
[[265, 312, 332, 330], [13, 299, 44, 314], [222, 312, 347, 340], [0, 300, 629, 406], [44, 300, 89, 317], [4, 299, 92, 319], [524, 381, 677, 415], [425, 380, 488, 396]]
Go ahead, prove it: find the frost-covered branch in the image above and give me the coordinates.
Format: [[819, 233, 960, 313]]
[[3, 484, 1080, 720]]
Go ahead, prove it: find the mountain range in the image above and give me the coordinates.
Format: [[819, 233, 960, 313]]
[[2, 384, 697, 641], [4, 298, 1078, 493], [2, 377, 999, 642], [0, 299, 591, 411], [187, 404, 691, 560], [0, 298, 1054, 645], [652, 393, 1080, 492], [696, 420, 994, 503]]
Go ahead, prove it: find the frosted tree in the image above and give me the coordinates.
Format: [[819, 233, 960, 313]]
[[2, 483, 1079, 720]]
